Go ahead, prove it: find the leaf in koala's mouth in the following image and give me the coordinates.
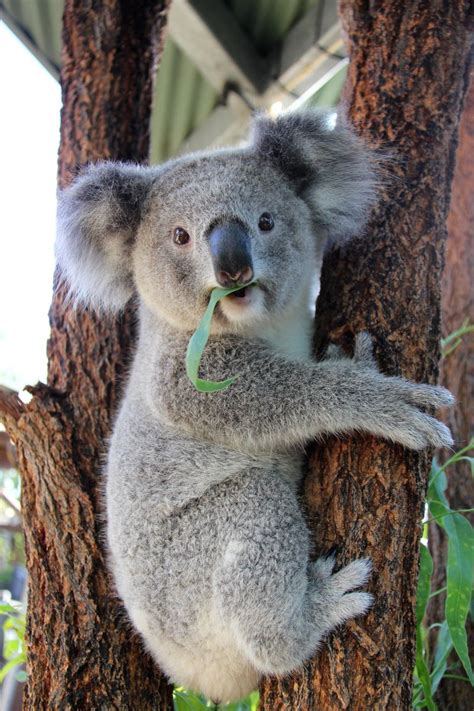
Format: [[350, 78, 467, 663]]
[[229, 286, 247, 298], [186, 284, 255, 393]]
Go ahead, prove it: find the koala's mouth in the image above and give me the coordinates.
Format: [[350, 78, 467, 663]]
[[227, 286, 249, 299], [212, 283, 261, 322]]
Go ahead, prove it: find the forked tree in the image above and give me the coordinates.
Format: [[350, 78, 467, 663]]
[[0, 1, 472, 710]]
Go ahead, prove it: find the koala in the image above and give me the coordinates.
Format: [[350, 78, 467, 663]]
[[56, 110, 453, 703]]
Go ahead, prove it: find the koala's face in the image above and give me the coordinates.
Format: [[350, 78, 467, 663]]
[[133, 153, 316, 332], [56, 110, 376, 333]]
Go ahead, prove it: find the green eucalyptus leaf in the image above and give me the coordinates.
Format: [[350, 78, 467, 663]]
[[416, 544, 433, 625], [4, 616, 25, 635], [429, 441, 474, 489], [173, 689, 209, 711], [248, 691, 259, 711], [428, 476, 474, 686], [414, 545, 436, 710], [4, 638, 20, 658], [0, 601, 22, 615], [0, 656, 23, 683], [186, 285, 255, 392], [430, 621, 453, 695], [173, 696, 191, 711]]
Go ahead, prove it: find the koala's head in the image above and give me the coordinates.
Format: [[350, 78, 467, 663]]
[[56, 110, 377, 333]]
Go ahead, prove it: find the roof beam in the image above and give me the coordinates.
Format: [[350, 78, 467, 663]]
[[178, 1, 346, 154], [275, 0, 344, 101], [178, 90, 251, 155], [168, 0, 272, 97]]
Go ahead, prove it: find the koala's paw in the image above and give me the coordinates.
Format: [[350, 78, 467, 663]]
[[310, 556, 373, 632], [374, 379, 454, 450], [351, 332, 454, 450]]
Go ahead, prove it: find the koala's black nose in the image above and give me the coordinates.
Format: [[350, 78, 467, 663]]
[[208, 221, 254, 288]]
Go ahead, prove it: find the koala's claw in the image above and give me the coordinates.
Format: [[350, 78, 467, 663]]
[[330, 591, 374, 626], [374, 402, 453, 450], [384, 408, 454, 450], [330, 558, 372, 593], [340, 333, 455, 451], [423, 417, 453, 449], [373, 379, 454, 450], [400, 383, 455, 410], [312, 553, 337, 581], [310, 557, 373, 630]]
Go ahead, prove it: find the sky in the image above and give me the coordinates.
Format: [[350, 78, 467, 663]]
[[0, 21, 61, 391]]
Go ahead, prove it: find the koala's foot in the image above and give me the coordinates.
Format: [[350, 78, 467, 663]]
[[235, 555, 372, 675], [309, 555, 373, 632], [219, 550, 372, 677]]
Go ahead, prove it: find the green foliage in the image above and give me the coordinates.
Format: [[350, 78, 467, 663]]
[[441, 319, 473, 359], [0, 566, 14, 590], [413, 442, 474, 708], [415, 545, 435, 709], [173, 687, 259, 711], [0, 600, 26, 683], [186, 285, 255, 392]]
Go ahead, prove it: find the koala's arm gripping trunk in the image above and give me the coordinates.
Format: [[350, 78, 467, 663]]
[[156, 335, 452, 452]]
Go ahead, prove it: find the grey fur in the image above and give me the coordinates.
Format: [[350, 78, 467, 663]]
[[56, 110, 453, 703]]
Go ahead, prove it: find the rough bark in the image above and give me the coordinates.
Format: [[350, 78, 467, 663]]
[[0, 428, 17, 469], [429, 73, 474, 710], [0, 1, 174, 709], [259, 3, 472, 710]]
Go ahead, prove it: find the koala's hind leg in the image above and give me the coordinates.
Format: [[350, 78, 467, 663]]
[[215, 476, 372, 676]]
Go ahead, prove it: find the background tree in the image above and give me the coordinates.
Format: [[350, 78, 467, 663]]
[[260, 2, 472, 709], [429, 73, 474, 710], [0, 1, 174, 708]]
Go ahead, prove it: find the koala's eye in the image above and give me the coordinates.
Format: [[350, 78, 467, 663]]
[[258, 212, 274, 232], [173, 227, 191, 246]]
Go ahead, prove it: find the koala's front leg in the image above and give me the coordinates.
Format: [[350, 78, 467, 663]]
[[156, 333, 453, 452]]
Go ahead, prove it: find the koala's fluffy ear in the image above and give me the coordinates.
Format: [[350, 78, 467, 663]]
[[251, 109, 378, 241], [56, 162, 153, 311]]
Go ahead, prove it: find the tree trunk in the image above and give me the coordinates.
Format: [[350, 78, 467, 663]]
[[0, 1, 174, 709], [259, 3, 472, 710], [428, 73, 474, 710], [441, 71, 474, 497]]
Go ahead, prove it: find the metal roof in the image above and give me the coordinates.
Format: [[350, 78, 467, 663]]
[[225, 0, 318, 53], [1, 0, 346, 162]]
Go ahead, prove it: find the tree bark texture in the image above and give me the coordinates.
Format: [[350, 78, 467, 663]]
[[259, 3, 472, 710], [0, 1, 174, 709], [428, 72, 474, 710]]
